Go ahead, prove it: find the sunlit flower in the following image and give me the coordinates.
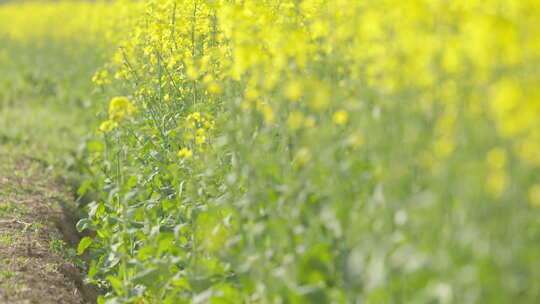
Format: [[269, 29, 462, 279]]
[[332, 109, 348, 126], [178, 148, 193, 159], [108, 96, 138, 121], [99, 120, 118, 132]]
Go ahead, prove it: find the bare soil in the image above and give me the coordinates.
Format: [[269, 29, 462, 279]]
[[0, 153, 97, 304]]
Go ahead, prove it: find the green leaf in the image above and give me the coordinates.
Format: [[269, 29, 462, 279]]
[[77, 179, 93, 196], [106, 275, 124, 296], [132, 267, 160, 285], [87, 140, 104, 152], [75, 218, 92, 232], [77, 236, 93, 255], [88, 260, 98, 280]]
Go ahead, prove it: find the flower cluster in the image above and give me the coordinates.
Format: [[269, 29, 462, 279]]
[[99, 96, 137, 132]]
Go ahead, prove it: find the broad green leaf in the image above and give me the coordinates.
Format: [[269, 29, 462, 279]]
[[77, 236, 93, 255]]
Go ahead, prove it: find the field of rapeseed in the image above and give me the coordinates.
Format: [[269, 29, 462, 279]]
[[2, 0, 540, 303]]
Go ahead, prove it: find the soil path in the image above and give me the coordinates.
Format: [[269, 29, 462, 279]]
[[0, 153, 96, 304]]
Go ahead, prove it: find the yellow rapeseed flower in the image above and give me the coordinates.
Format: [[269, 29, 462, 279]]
[[433, 137, 455, 158], [99, 120, 118, 132], [207, 82, 222, 95], [333, 109, 349, 126], [178, 148, 193, 159], [284, 81, 304, 101], [260, 104, 275, 124], [195, 135, 206, 145], [92, 70, 111, 85], [108, 96, 138, 121]]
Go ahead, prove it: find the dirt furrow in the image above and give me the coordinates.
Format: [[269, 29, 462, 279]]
[[0, 154, 96, 304]]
